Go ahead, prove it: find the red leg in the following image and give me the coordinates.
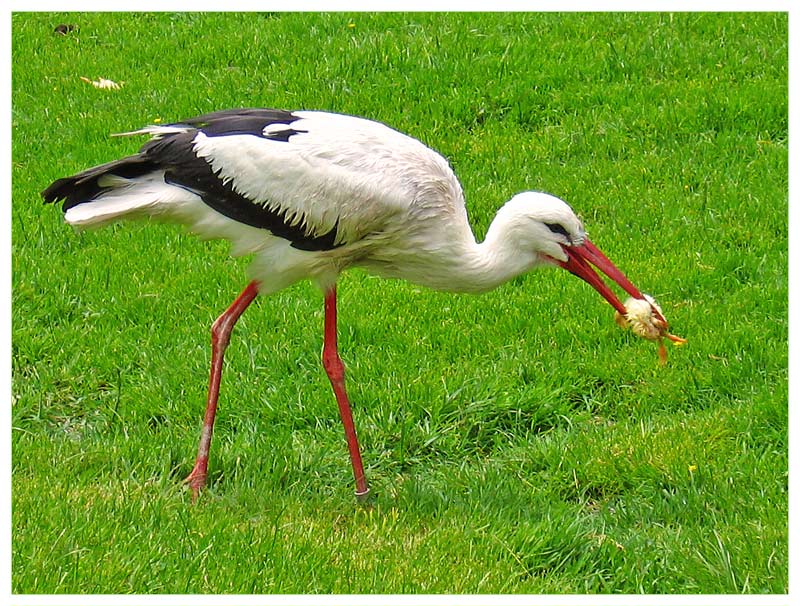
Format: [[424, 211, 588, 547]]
[[322, 287, 370, 499], [185, 280, 259, 500]]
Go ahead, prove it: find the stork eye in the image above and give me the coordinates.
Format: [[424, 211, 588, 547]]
[[544, 222, 571, 239]]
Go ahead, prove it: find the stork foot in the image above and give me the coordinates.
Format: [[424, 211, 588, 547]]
[[355, 487, 373, 506]]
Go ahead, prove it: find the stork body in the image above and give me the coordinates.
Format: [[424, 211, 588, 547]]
[[43, 108, 652, 500]]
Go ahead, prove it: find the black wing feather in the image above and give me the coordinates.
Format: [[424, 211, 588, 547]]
[[175, 108, 307, 139], [42, 154, 157, 211]]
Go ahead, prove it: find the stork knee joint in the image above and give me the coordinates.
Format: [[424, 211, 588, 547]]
[[211, 316, 233, 350], [322, 350, 345, 382]]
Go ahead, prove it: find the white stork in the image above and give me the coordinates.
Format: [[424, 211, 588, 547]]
[[43, 108, 673, 501]]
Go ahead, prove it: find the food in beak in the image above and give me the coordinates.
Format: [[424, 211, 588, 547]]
[[556, 239, 686, 363], [614, 295, 687, 364]]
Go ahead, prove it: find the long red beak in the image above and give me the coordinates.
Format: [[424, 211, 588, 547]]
[[556, 238, 650, 318]]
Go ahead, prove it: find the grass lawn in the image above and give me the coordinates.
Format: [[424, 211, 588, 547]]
[[11, 11, 788, 594]]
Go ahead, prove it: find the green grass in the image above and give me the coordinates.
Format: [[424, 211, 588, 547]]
[[11, 11, 787, 594]]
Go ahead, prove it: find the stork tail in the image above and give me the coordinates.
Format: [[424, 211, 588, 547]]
[[41, 154, 174, 228]]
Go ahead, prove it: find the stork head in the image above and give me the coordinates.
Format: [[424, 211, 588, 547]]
[[501, 191, 657, 320]]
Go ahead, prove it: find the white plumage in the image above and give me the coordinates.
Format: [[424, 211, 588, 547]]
[[43, 108, 667, 499]]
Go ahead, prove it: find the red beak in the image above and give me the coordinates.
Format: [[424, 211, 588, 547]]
[[556, 238, 656, 319]]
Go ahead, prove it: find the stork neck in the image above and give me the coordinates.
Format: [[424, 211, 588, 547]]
[[464, 233, 538, 294], [363, 205, 543, 294], [429, 217, 540, 294]]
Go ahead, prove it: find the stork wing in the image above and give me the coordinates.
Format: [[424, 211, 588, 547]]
[[132, 109, 463, 251]]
